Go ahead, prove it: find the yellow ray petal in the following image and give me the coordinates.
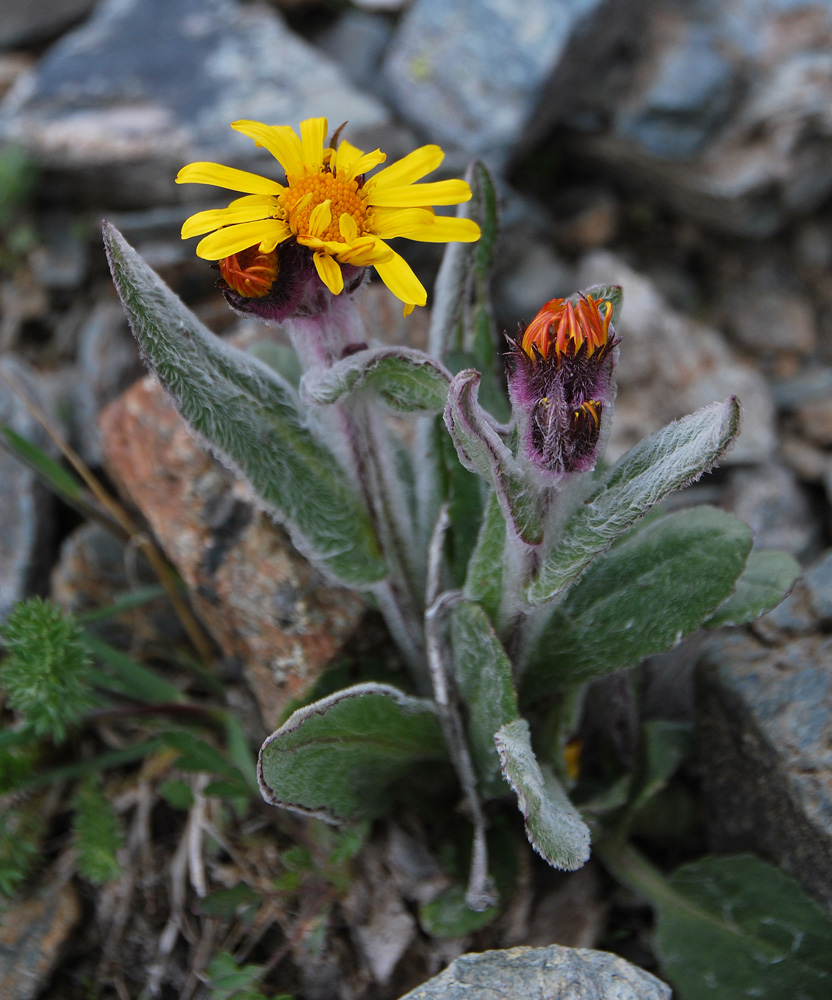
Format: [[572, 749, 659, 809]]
[[313, 251, 344, 295], [300, 117, 328, 170], [308, 199, 332, 238], [372, 246, 427, 308], [337, 236, 392, 266], [231, 120, 304, 177], [181, 201, 278, 239], [339, 212, 359, 243], [333, 140, 386, 181], [195, 220, 289, 260], [368, 144, 444, 189], [176, 162, 282, 195], [258, 225, 292, 253], [369, 207, 435, 238], [394, 215, 482, 243], [369, 179, 473, 208]]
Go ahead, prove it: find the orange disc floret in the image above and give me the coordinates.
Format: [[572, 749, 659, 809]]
[[219, 247, 279, 298], [521, 295, 612, 361]]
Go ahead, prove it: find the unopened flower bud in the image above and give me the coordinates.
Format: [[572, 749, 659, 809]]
[[506, 291, 619, 483]]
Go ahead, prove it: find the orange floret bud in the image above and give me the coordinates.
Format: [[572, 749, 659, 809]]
[[218, 246, 279, 299], [521, 294, 612, 362]]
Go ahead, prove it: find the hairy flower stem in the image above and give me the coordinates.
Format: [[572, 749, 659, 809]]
[[285, 301, 426, 679], [425, 507, 496, 911]]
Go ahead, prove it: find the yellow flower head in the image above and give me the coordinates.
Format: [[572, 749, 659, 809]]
[[177, 118, 481, 315]]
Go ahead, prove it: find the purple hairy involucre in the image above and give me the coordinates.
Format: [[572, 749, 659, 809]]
[[506, 331, 618, 483], [217, 240, 367, 325]]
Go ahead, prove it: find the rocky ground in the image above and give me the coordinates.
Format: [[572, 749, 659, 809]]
[[2, 1, 832, 998]]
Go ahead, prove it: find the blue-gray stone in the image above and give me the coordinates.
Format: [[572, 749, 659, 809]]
[[315, 10, 394, 93], [0, 0, 95, 51], [382, 0, 634, 169], [0, 0, 389, 207], [697, 565, 832, 911], [396, 944, 671, 1000], [616, 25, 736, 159], [804, 548, 832, 624], [0, 356, 56, 622], [571, 1, 832, 234]]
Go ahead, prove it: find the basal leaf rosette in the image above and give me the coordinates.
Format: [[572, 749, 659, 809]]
[[177, 118, 481, 319]]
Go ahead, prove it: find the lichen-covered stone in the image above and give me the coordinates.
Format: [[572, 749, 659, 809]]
[[0, 0, 389, 207], [396, 944, 671, 1000]]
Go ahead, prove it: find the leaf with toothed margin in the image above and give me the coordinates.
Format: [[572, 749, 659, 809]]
[[445, 370, 543, 546], [300, 346, 452, 414], [257, 683, 447, 823], [526, 397, 741, 606], [102, 222, 386, 587], [495, 719, 590, 871]]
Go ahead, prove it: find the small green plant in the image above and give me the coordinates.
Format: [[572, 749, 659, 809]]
[[97, 115, 805, 996], [1, 597, 94, 742], [73, 775, 123, 884]]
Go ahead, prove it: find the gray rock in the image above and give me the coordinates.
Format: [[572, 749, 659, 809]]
[[29, 209, 90, 293], [803, 547, 832, 625], [697, 607, 832, 913], [50, 521, 185, 647], [720, 289, 816, 358], [396, 945, 670, 1000], [575, 250, 776, 464], [72, 297, 143, 465], [495, 241, 574, 330], [0, 882, 80, 1000], [0, 0, 389, 207], [382, 0, 638, 170], [315, 10, 394, 92], [572, 1, 832, 234], [0, 0, 95, 50], [0, 355, 56, 621], [725, 463, 822, 560]]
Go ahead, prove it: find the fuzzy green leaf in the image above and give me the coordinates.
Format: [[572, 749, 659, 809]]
[[103, 222, 385, 586], [450, 601, 519, 799], [523, 507, 752, 697], [258, 683, 446, 823], [494, 719, 590, 870], [527, 397, 741, 605], [655, 855, 832, 999], [463, 492, 507, 629], [705, 549, 800, 629], [301, 346, 451, 413]]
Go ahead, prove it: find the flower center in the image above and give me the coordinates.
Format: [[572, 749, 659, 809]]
[[280, 171, 368, 243]]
